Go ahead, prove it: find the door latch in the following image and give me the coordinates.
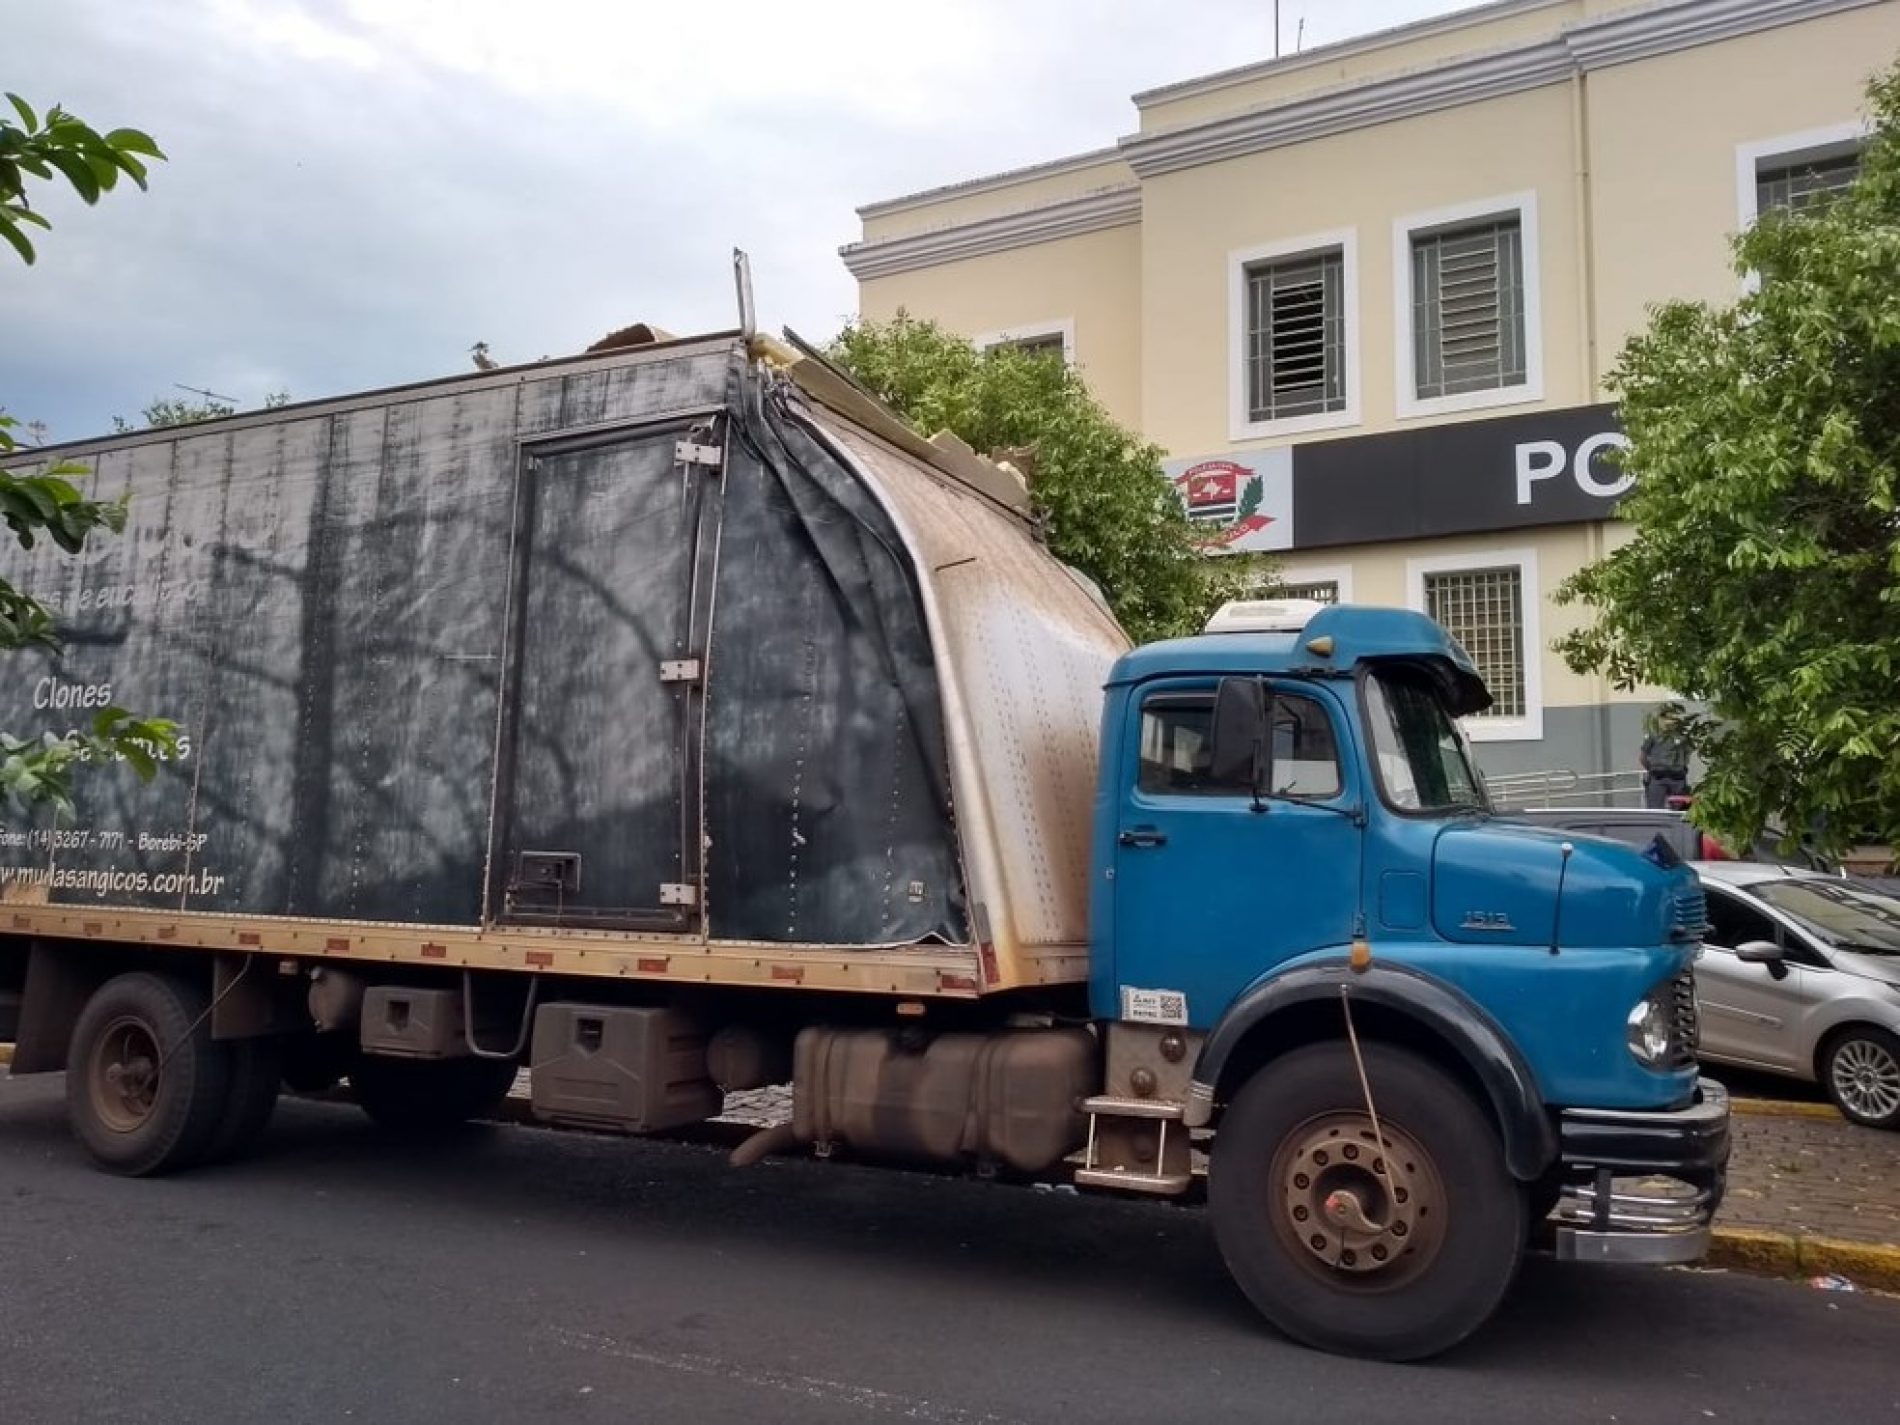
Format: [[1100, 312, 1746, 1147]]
[[1118, 827, 1168, 849]]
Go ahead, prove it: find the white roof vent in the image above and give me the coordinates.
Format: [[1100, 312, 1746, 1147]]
[[1203, 598, 1329, 635]]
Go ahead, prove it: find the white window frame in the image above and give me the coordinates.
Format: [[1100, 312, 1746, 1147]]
[[1266, 562, 1354, 604], [1228, 228, 1360, 442], [1393, 191, 1543, 421], [1734, 120, 1870, 229], [1405, 546, 1543, 742], [973, 317, 1075, 365]]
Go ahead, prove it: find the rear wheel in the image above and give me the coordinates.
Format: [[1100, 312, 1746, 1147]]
[[1208, 1042, 1523, 1361], [1821, 1027, 1900, 1130], [203, 1036, 286, 1163], [281, 1030, 354, 1095], [349, 1054, 518, 1133], [66, 971, 232, 1177]]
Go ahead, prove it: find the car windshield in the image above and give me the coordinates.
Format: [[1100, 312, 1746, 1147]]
[[1364, 667, 1489, 814], [1754, 880, 1900, 955]]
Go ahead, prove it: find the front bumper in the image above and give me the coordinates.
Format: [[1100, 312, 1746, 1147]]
[[1550, 1078, 1730, 1265]]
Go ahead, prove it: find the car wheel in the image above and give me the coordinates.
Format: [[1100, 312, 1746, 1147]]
[[1821, 1027, 1900, 1130]]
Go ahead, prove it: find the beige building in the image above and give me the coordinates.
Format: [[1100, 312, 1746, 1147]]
[[843, 0, 1896, 794]]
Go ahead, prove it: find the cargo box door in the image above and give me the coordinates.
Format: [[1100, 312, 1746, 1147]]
[[494, 420, 719, 928]]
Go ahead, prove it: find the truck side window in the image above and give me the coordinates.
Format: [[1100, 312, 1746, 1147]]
[[1138, 693, 1340, 799]]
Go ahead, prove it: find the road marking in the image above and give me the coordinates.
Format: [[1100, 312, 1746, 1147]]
[[548, 1326, 1026, 1424]]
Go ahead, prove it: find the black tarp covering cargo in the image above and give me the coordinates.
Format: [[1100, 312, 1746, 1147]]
[[0, 340, 965, 947]]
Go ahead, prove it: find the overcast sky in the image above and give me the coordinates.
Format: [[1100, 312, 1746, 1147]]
[[5, 0, 1488, 442]]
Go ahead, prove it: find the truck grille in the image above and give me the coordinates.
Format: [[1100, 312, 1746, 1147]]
[[1671, 966, 1700, 1063], [1671, 885, 1709, 941]]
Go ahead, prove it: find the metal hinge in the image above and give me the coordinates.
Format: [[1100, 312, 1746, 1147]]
[[659, 883, 699, 907], [659, 658, 702, 684], [675, 440, 722, 468]]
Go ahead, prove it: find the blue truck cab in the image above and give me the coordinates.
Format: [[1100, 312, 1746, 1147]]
[[1082, 599, 1729, 1360]]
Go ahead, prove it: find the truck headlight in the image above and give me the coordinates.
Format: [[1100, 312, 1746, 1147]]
[[1626, 991, 1675, 1067]]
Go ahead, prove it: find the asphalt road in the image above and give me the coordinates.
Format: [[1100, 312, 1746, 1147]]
[[2, 1073, 1897, 1425]]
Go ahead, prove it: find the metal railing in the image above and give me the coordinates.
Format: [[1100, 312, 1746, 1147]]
[[1484, 768, 1647, 811]]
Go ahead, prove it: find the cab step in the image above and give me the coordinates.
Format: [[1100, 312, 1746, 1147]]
[[1074, 1163, 1194, 1195], [1075, 1094, 1192, 1196], [1081, 1094, 1184, 1120]]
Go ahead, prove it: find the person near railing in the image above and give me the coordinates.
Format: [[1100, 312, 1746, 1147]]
[[1640, 709, 1691, 811]]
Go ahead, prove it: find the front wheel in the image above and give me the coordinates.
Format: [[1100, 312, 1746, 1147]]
[[1821, 1027, 1900, 1130], [1208, 1042, 1524, 1361]]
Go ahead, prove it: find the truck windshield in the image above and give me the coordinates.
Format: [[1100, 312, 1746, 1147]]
[[1364, 668, 1489, 814]]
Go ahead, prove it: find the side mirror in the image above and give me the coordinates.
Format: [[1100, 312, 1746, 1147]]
[[1210, 675, 1269, 808], [1735, 939, 1788, 978]]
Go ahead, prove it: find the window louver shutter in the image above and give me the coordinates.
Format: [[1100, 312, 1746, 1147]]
[[1412, 218, 1525, 400], [1247, 251, 1344, 421]]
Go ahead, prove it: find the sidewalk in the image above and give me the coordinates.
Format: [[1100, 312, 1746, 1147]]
[[1720, 1105, 1900, 1245]]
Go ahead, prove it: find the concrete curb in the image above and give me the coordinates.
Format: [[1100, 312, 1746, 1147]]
[[1729, 1096, 1841, 1122], [1708, 1226, 1900, 1292]]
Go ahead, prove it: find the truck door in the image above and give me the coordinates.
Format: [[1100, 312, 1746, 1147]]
[[1110, 680, 1361, 1030], [493, 420, 721, 929]]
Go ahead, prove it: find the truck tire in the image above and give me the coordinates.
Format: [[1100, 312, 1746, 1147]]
[[66, 971, 233, 1177], [281, 1030, 353, 1095], [202, 1036, 286, 1163], [1209, 1041, 1523, 1361], [349, 1055, 519, 1133]]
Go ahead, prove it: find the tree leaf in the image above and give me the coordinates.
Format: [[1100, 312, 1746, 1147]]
[[104, 127, 164, 159], [6, 94, 38, 132], [41, 147, 98, 204], [0, 214, 33, 264]]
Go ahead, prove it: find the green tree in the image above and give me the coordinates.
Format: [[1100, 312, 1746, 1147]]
[[0, 94, 177, 814], [1558, 62, 1900, 856], [829, 315, 1259, 642]]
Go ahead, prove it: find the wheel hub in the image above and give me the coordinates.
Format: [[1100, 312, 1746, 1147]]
[[90, 1017, 163, 1134], [1275, 1114, 1436, 1275], [1833, 1040, 1900, 1121]]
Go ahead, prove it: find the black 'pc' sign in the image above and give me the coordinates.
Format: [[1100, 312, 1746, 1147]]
[[1285, 403, 1629, 551]]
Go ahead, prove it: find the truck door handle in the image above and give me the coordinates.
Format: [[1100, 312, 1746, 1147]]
[[1118, 826, 1168, 848]]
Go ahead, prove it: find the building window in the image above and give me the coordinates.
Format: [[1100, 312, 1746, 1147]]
[[1407, 548, 1542, 741], [1737, 125, 1868, 231], [1412, 218, 1524, 400], [1000, 333, 1067, 361], [1228, 229, 1359, 441], [1257, 564, 1352, 606], [1245, 250, 1345, 421], [1757, 150, 1860, 214], [1393, 193, 1541, 419], [1269, 579, 1339, 605], [973, 318, 1074, 365], [1423, 567, 1525, 719]]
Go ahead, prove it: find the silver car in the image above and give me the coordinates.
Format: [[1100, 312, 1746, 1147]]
[[1692, 861, 1900, 1129]]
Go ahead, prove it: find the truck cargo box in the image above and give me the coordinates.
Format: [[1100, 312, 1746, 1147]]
[[0, 334, 1127, 997]]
